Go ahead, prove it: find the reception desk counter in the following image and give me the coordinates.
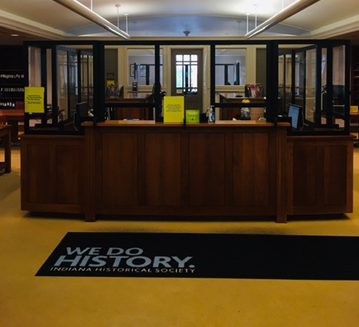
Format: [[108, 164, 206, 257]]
[[105, 93, 153, 120], [21, 120, 353, 223], [219, 93, 266, 120]]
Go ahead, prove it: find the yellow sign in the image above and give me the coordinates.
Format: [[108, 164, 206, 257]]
[[186, 109, 200, 123], [106, 80, 115, 87], [350, 105, 358, 113], [25, 87, 45, 113], [163, 96, 184, 123]]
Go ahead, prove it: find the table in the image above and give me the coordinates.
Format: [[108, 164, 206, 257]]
[[0, 125, 11, 173], [0, 109, 24, 143]]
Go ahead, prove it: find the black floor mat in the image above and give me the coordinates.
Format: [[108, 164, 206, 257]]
[[36, 232, 359, 280]]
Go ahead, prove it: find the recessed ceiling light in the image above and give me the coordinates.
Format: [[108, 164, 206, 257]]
[[11, 33, 19, 37]]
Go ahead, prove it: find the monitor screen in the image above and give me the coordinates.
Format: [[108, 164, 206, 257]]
[[288, 104, 302, 130], [76, 102, 89, 118], [73, 102, 91, 131]]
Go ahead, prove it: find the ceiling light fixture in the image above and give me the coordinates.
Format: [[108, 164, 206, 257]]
[[245, 12, 250, 34], [53, 0, 130, 39], [124, 13, 129, 35], [116, 4, 121, 28], [245, 0, 321, 39], [253, 4, 259, 28]]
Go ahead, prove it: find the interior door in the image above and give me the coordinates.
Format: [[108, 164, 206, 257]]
[[171, 49, 203, 111]]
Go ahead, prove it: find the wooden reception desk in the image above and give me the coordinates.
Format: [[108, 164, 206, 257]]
[[105, 93, 153, 120], [219, 93, 266, 120], [20, 120, 353, 223]]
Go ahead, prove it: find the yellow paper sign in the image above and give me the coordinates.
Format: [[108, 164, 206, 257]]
[[106, 80, 115, 87], [186, 109, 200, 123], [25, 87, 45, 113], [163, 96, 184, 123], [350, 105, 358, 113]]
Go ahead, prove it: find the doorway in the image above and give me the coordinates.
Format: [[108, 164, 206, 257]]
[[171, 49, 203, 111]]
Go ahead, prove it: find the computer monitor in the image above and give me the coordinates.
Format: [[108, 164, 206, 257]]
[[288, 103, 303, 130], [73, 102, 91, 131], [76, 102, 89, 118]]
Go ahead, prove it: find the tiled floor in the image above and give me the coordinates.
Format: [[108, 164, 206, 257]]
[[1, 146, 359, 327]]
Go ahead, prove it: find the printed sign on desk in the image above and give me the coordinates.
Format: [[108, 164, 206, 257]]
[[25, 87, 45, 113], [163, 96, 184, 123], [186, 109, 200, 123]]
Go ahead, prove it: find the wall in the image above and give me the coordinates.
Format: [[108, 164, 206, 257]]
[[256, 48, 267, 95]]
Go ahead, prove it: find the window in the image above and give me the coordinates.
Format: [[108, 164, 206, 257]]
[[128, 48, 163, 86], [215, 48, 246, 85], [175, 53, 198, 94]]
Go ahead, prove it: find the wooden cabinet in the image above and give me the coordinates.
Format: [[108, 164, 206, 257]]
[[21, 135, 86, 215], [287, 135, 353, 215], [86, 121, 283, 221]]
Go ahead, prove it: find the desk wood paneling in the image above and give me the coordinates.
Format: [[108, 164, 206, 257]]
[[287, 135, 353, 215], [85, 121, 282, 221], [21, 135, 86, 214], [20, 121, 353, 223]]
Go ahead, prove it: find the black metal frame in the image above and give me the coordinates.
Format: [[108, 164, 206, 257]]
[[22, 38, 351, 136], [278, 42, 351, 135]]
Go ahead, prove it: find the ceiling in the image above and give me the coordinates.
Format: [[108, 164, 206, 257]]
[[1, 0, 359, 45]]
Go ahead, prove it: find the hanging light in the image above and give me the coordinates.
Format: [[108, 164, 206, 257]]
[[245, 0, 321, 39], [116, 4, 121, 28], [254, 4, 259, 28], [124, 13, 129, 35], [53, 0, 130, 39], [245, 12, 250, 34]]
